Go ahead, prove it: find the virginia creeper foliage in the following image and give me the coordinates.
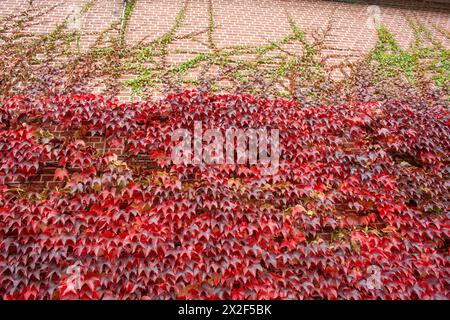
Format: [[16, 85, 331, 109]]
[[0, 91, 449, 299]]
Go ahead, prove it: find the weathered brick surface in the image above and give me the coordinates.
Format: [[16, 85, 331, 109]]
[[2, 1, 448, 53], [1, 0, 449, 101]]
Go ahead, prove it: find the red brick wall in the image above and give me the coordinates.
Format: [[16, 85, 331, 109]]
[[2, 2, 448, 45], [1, 0, 449, 100], [1, 1, 448, 59]]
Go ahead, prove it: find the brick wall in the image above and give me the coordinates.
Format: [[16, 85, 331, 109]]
[[2, 1, 448, 47], [0, 0, 449, 101]]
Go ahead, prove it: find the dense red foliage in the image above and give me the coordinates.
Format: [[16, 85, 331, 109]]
[[0, 91, 449, 299]]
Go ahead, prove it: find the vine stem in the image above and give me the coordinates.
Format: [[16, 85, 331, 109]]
[[120, 0, 128, 35]]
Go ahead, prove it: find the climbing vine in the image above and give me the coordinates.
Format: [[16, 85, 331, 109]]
[[369, 21, 449, 95], [0, 1, 448, 103], [0, 0, 449, 301], [120, 0, 138, 45], [0, 92, 449, 299]]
